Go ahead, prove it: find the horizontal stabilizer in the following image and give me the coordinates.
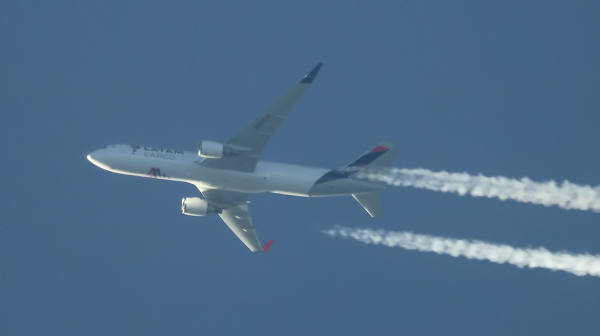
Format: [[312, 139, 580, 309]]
[[352, 192, 381, 218]]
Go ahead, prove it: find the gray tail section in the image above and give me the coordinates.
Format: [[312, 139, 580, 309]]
[[351, 142, 399, 218]]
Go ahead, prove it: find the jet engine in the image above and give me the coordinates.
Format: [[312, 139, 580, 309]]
[[198, 141, 225, 158], [198, 141, 249, 158], [181, 197, 222, 216]]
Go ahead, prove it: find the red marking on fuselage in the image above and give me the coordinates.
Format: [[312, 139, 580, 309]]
[[147, 168, 160, 178]]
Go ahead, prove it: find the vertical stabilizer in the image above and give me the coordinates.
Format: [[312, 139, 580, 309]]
[[339, 142, 399, 178], [352, 192, 381, 218], [360, 142, 398, 177]]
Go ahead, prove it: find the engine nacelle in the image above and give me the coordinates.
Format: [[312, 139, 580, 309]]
[[198, 141, 224, 159], [181, 197, 222, 216], [198, 141, 248, 158]]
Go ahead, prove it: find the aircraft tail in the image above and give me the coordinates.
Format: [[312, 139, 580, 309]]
[[343, 142, 398, 217], [340, 142, 399, 177]]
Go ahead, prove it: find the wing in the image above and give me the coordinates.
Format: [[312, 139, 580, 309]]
[[198, 188, 272, 252], [220, 204, 264, 252], [200, 63, 323, 173]]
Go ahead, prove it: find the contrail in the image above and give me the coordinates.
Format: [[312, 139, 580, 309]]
[[362, 168, 600, 212], [323, 226, 600, 278]]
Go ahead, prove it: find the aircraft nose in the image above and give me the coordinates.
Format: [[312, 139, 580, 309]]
[[87, 150, 100, 164], [87, 148, 111, 170]]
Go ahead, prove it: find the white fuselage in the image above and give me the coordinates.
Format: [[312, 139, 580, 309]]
[[87, 144, 383, 197]]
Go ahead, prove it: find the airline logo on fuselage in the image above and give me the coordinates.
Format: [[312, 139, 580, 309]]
[[141, 146, 184, 160], [143, 147, 184, 155], [147, 167, 166, 178], [131, 145, 141, 154]]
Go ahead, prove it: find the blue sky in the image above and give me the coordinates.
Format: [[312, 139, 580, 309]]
[[2, 2, 600, 335]]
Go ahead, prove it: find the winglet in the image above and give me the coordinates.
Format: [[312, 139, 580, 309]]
[[300, 63, 323, 84], [262, 240, 274, 252]]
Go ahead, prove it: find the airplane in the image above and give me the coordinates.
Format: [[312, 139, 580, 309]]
[[87, 63, 398, 252]]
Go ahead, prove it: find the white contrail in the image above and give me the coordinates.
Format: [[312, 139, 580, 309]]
[[323, 226, 600, 277], [362, 168, 600, 212]]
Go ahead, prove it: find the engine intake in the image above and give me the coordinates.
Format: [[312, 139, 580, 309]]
[[181, 197, 222, 216]]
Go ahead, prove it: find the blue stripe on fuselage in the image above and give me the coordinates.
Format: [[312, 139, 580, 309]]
[[345, 150, 388, 169], [314, 170, 354, 184]]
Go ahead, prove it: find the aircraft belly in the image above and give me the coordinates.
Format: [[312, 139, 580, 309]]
[[265, 175, 317, 197], [183, 167, 267, 193], [255, 161, 328, 197]]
